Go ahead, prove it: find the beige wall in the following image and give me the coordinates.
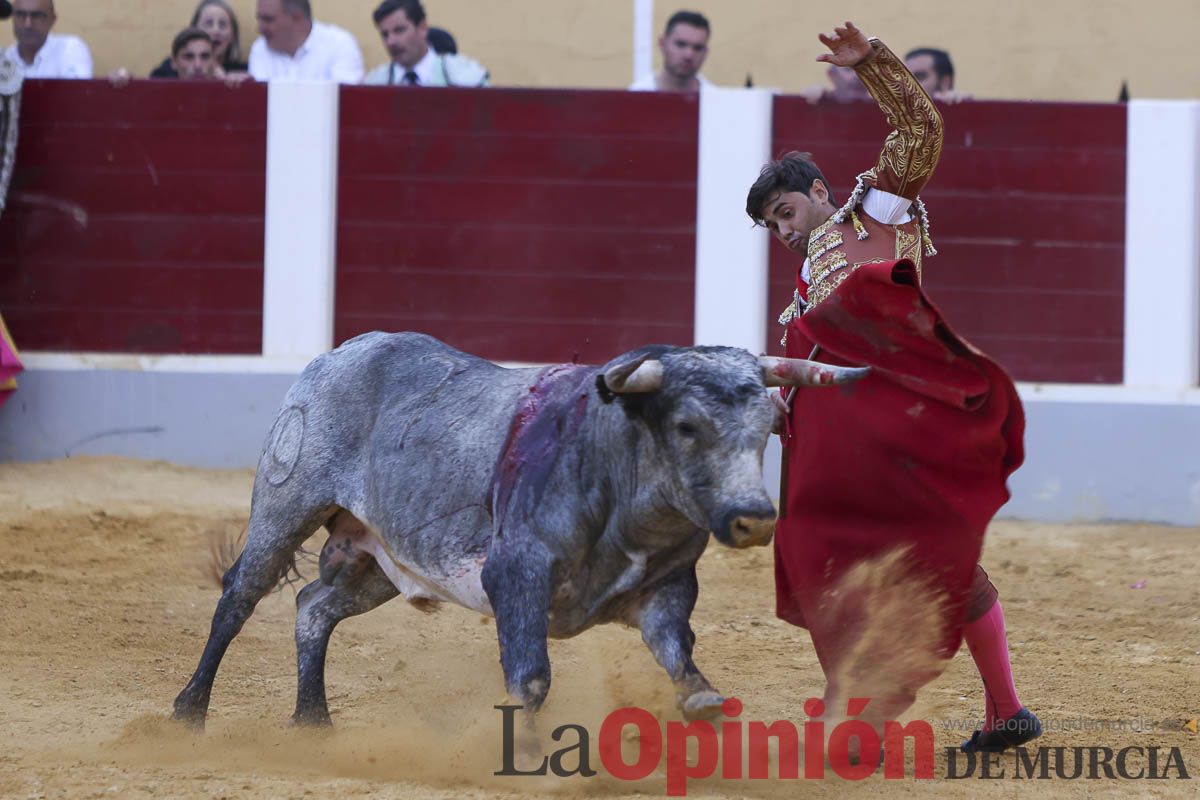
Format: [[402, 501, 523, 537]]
[[5, 0, 1198, 101]]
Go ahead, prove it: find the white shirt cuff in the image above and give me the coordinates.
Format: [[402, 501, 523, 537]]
[[861, 187, 914, 225]]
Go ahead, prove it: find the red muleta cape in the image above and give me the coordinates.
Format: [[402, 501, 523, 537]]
[[775, 259, 1025, 673]]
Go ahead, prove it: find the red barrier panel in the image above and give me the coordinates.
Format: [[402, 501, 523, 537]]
[[768, 98, 1126, 384], [0, 80, 267, 354], [336, 87, 698, 364]]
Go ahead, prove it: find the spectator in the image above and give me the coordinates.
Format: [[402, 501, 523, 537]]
[[166, 28, 217, 81], [151, 0, 248, 79], [248, 0, 363, 83], [6, 0, 92, 79], [112, 28, 243, 87], [629, 10, 712, 92], [798, 64, 872, 104], [904, 47, 971, 102], [364, 1, 488, 87]]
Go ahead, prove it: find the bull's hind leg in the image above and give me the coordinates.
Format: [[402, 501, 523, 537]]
[[172, 503, 334, 727], [293, 559, 399, 726], [633, 567, 726, 721]]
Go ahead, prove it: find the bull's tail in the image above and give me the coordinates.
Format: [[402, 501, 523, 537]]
[[205, 523, 311, 593], [207, 524, 247, 590]]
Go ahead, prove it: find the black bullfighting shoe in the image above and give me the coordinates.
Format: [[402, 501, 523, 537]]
[[960, 708, 1043, 753]]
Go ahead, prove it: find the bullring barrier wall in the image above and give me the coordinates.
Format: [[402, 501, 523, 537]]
[[1, 81, 1197, 523]]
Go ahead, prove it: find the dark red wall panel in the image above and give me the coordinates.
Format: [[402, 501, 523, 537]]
[[768, 99, 1126, 383], [0, 80, 267, 354], [335, 87, 698, 365]]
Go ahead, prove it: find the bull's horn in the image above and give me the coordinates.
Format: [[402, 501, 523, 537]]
[[760, 356, 870, 387], [603, 359, 664, 394]]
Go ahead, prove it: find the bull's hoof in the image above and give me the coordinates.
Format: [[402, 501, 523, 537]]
[[170, 705, 207, 731], [515, 727, 546, 769], [289, 709, 333, 728], [681, 690, 726, 721]]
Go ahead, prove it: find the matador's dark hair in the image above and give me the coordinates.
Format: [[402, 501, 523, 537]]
[[745, 151, 836, 226]]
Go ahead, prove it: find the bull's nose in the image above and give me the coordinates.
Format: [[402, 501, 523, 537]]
[[729, 514, 776, 548], [715, 510, 772, 546], [713, 503, 777, 548]]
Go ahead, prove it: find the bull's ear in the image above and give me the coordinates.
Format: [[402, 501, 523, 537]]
[[760, 356, 870, 387], [603, 356, 664, 394]]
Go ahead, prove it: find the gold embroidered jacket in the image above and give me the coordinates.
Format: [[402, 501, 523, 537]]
[[792, 39, 945, 316]]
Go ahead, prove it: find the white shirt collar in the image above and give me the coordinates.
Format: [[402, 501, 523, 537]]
[[9, 41, 35, 68], [402, 47, 439, 85], [281, 21, 317, 60]]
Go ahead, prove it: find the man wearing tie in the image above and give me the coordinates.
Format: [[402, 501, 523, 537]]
[[364, 0, 489, 88]]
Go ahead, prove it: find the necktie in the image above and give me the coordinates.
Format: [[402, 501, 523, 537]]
[[402, 70, 419, 86]]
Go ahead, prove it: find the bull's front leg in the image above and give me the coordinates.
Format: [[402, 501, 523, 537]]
[[481, 541, 554, 712], [633, 567, 726, 721]]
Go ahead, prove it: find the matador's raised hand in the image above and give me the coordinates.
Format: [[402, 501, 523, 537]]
[[816, 21, 873, 68]]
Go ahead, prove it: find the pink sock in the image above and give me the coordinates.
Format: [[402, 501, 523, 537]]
[[983, 689, 997, 732], [963, 601, 1022, 729]]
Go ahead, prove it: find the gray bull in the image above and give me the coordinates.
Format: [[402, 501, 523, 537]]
[[172, 332, 864, 726]]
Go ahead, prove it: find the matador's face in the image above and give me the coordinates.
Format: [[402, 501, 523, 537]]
[[761, 183, 835, 256]]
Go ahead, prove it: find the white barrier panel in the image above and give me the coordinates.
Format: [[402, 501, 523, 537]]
[[632, 0, 654, 84], [1123, 100, 1200, 388], [693, 88, 774, 352], [262, 81, 340, 361]]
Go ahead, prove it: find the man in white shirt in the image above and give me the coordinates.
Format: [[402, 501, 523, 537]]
[[248, 0, 363, 84], [7, 0, 92, 79], [629, 10, 712, 92], [363, 0, 488, 87]]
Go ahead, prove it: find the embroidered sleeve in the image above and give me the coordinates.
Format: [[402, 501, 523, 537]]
[[854, 39, 944, 200]]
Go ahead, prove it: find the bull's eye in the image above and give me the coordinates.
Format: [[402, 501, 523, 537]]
[[676, 422, 699, 437]]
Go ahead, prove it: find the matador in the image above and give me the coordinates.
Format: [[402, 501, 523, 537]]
[[745, 21, 1042, 754]]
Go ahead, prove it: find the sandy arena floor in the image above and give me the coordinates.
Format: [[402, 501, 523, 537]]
[[0, 457, 1197, 799]]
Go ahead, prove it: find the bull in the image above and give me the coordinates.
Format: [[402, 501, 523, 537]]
[[172, 332, 865, 727]]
